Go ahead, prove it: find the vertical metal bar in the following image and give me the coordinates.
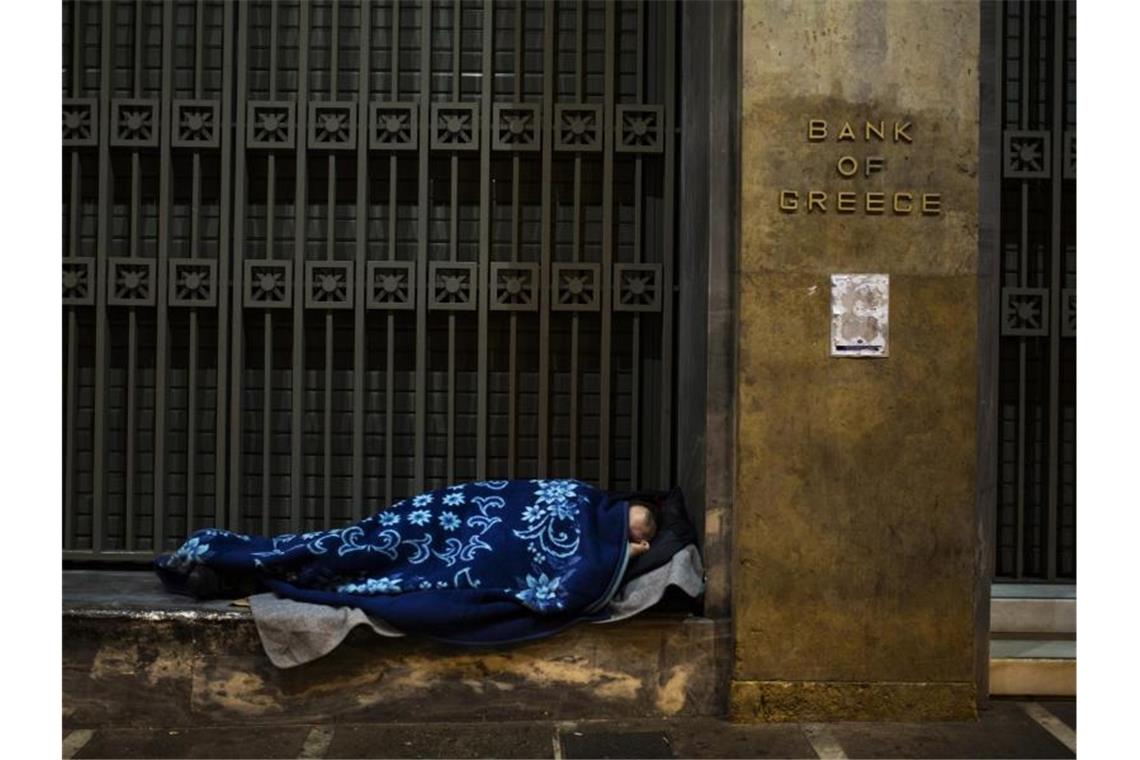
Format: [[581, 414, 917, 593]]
[[228, 0, 248, 532], [324, 0, 341, 530], [447, 0, 459, 482], [264, 0, 280, 538], [292, 0, 312, 534], [476, 0, 493, 480], [93, 0, 113, 553], [445, 0, 460, 485], [195, 0, 204, 95], [64, 0, 83, 552], [188, 310, 198, 530], [126, 146, 141, 550], [659, 0, 675, 490], [570, 149, 580, 473], [353, 0, 372, 521], [66, 305, 79, 549], [630, 0, 644, 491], [385, 0, 400, 506], [190, 139, 202, 531], [599, 0, 615, 489], [154, 0, 174, 550], [1046, 0, 1063, 581], [263, 312, 272, 536], [214, 0, 234, 530], [507, 0, 521, 478], [1014, 1, 1029, 579], [570, 1, 583, 476], [537, 0, 553, 475], [415, 0, 431, 492], [126, 0, 143, 551]]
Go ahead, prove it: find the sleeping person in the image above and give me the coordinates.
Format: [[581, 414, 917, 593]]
[[154, 479, 696, 646]]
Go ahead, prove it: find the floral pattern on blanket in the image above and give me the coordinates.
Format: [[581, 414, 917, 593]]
[[156, 479, 612, 615]]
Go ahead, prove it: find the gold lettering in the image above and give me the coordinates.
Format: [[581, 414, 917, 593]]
[[836, 156, 859, 178], [779, 190, 799, 212], [865, 156, 886, 176], [836, 192, 856, 213], [837, 122, 856, 141], [865, 121, 885, 141], [808, 191, 827, 212], [892, 192, 913, 214], [808, 119, 827, 141], [921, 193, 942, 215], [865, 192, 886, 214], [894, 121, 913, 143]]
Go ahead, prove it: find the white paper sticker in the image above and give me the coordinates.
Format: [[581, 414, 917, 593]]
[[830, 273, 889, 358]]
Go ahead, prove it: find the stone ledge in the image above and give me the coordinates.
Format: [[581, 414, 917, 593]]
[[729, 679, 978, 723], [64, 571, 730, 727]]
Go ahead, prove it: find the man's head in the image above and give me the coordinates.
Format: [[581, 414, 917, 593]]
[[628, 501, 658, 543]]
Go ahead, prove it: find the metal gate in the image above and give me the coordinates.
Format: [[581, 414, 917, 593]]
[[992, 0, 1076, 582], [62, 0, 679, 558]]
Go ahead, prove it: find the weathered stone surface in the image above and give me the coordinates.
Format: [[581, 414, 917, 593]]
[[730, 680, 976, 723], [63, 612, 730, 727], [734, 0, 980, 720]]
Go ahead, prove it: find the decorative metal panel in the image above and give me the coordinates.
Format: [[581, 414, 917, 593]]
[[369, 102, 418, 151], [614, 264, 663, 313], [1000, 287, 1049, 336], [615, 105, 664, 154], [492, 104, 540, 152], [551, 264, 601, 312], [62, 0, 683, 559], [110, 99, 160, 149], [107, 258, 157, 306], [247, 100, 296, 150], [168, 259, 218, 308], [308, 101, 357, 151], [243, 260, 293, 309], [490, 263, 539, 311], [366, 261, 415, 310], [305, 261, 354, 309], [554, 104, 603, 152], [430, 102, 479, 151], [428, 262, 477, 311], [62, 99, 97, 147], [993, 0, 1076, 583], [62, 258, 95, 306], [172, 100, 221, 149], [1003, 130, 1051, 179]]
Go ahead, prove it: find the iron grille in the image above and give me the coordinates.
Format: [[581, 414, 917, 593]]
[[993, 0, 1076, 582], [62, 0, 680, 558]]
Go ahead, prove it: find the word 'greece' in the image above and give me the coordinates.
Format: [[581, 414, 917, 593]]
[[779, 118, 941, 216]]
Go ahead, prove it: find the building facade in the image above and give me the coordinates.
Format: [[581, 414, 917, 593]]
[[62, 0, 1075, 721]]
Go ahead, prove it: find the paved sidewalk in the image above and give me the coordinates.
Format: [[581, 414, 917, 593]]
[[62, 699, 1075, 759]]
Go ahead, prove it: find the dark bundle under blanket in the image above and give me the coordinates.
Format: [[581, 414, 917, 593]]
[[156, 478, 668, 645]]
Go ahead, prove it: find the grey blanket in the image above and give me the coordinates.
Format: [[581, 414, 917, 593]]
[[251, 543, 705, 668]]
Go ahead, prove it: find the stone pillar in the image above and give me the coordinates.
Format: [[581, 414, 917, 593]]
[[732, 0, 982, 721]]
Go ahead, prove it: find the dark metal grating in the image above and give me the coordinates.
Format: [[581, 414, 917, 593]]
[[63, 0, 680, 559], [993, 0, 1076, 582]]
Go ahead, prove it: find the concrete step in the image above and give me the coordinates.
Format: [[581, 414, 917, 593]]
[[989, 639, 1075, 698], [990, 598, 1075, 635], [988, 583, 1076, 697]]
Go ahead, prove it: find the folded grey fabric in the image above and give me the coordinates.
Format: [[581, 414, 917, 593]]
[[250, 543, 705, 668], [599, 543, 705, 623], [250, 594, 406, 669]]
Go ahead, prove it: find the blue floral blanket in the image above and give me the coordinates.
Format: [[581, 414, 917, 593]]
[[155, 479, 631, 645]]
